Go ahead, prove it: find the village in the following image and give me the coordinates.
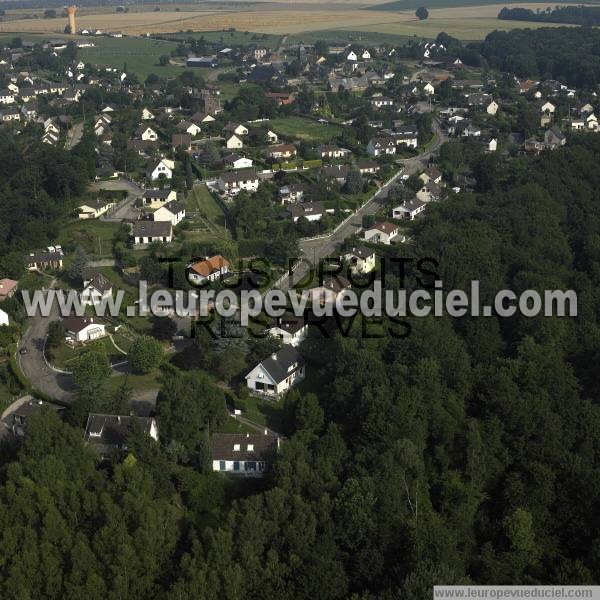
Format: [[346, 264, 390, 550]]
[[0, 24, 597, 472]]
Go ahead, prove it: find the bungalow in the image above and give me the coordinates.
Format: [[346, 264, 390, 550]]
[[223, 154, 253, 170], [187, 255, 230, 285], [223, 122, 248, 137], [319, 145, 351, 159], [218, 169, 259, 195], [267, 313, 308, 347], [286, 202, 324, 223], [225, 134, 243, 149], [153, 200, 186, 226], [64, 314, 106, 344], [392, 197, 427, 220], [177, 121, 202, 136], [266, 143, 297, 160], [132, 221, 173, 246], [25, 247, 64, 271], [0, 278, 18, 301], [137, 125, 158, 141], [84, 414, 158, 460], [245, 346, 305, 398], [367, 137, 396, 157], [357, 160, 380, 175], [81, 271, 113, 306], [77, 199, 114, 219], [364, 221, 399, 245], [343, 246, 376, 274], [142, 188, 177, 207], [147, 158, 174, 181], [211, 432, 280, 476], [322, 164, 350, 184], [306, 276, 352, 305]]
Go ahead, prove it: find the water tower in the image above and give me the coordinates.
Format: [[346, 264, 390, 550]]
[[65, 6, 77, 34]]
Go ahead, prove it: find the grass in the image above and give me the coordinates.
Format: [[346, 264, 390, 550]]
[[242, 394, 288, 433], [215, 416, 256, 434], [79, 36, 182, 79], [162, 29, 282, 47], [105, 370, 162, 395], [49, 336, 124, 370], [268, 116, 343, 142], [57, 220, 121, 259]]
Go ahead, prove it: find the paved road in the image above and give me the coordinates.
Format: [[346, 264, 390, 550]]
[[65, 122, 84, 150], [19, 291, 74, 403], [280, 120, 447, 291], [93, 179, 144, 222]]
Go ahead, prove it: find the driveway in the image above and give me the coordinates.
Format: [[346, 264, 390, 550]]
[[92, 179, 144, 222]]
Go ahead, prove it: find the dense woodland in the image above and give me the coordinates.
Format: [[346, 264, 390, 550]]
[[498, 6, 600, 26], [0, 120, 599, 596]]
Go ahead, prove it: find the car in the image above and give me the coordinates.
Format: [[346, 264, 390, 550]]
[[19, 348, 28, 355]]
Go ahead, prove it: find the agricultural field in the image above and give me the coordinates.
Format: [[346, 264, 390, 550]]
[[267, 116, 343, 142]]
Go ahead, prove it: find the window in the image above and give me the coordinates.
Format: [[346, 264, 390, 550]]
[[247, 444, 254, 451], [233, 461, 240, 471], [233, 444, 240, 451], [219, 460, 226, 471]]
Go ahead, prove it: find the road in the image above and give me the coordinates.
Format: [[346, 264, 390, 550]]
[[92, 178, 144, 222], [280, 119, 447, 291]]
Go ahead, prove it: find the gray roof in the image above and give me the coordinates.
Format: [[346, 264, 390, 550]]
[[132, 220, 172, 238], [143, 188, 173, 199], [85, 272, 112, 293], [84, 414, 156, 456], [258, 346, 304, 384], [210, 433, 279, 461], [160, 200, 185, 215]]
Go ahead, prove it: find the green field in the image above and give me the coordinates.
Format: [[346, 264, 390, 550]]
[[268, 116, 342, 142], [57, 219, 121, 259], [79, 36, 183, 79]]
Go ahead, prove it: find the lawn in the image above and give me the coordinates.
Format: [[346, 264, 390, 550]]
[[49, 336, 125, 371], [79, 36, 182, 80], [105, 369, 163, 396], [57, 220, 121, 259], [242, 394, 288, 434], [268, 116, 342, 142]]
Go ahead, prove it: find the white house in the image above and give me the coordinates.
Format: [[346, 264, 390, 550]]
[[266, 129, 279, 143], [147, 158, 174, 181], [487, 138, 498, 152], [64, 315, 106, 343], [77, 199, 115, 219], [178, 121, 202, 136], [132, 221, 173, 246], [187, 255, 230, 285], [486, 100, 499, 116], [141, 107, 155, 120], [346, 50, 358, 62], [245, 346, 305, 398], [224, 122, 249, 137], [142, 188, 177, 207], [0, 308, 9, 327], [367, 137, 396, 157], [541, 101, 556, 114], [218, 170, 259, 195], [343, 246, 376, 274], [392, 197, 427, 221], [364, 221, 399, 245], [224, 154, 253, 169], [81, 272, 113, 306], [267, 314, 308, 347], [423, 82, 435, 95], [153, 200, 186, 226], [226, 134, 244, 149], [211, 433, 281, 476], [138, 125, 158, 141]]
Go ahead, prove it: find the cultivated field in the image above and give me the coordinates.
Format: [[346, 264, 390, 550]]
[[0, 2, 583, 40]]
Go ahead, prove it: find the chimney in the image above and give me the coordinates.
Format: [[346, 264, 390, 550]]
[[271, 353, 277, 360]]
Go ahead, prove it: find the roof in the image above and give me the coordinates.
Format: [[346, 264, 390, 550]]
[[322, 276, 351, 294], [84, 272, 112, 294], [26, 250, 63, 264], [399, 197, 427, 212], [267, 143, 296, 154], [423, 166, 442, 180], [272, 313, 306, 335], [190, 255, 230, 277], [255, 346, 304, 384], [158, 200, 185, 215], [63, 314, 103, 334], [210, 433, 279, 462], [344, 245, 375, 260], [219, 169, 258, 184], [132, 220, 172, 238], [143, 188, 174, 199], [0, 278, 18, 296], [84, 414, 156, 455], [171, 133, 191, 146], [371, 221, 398, 235], [286, 202, 324, 219]]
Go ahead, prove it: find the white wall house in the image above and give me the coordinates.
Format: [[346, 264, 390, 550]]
[[81, 272, 113, 306], [226, 134, 243, 149], [148, 159, 174, 181], [153, 200, 186, 226], [132, 221, 173, 246], [0, 308, 9, 327], [211, 433, 280, 477], [245, 347, 305, 398], [267, 316, 308, 347], [187, 255, 230, 285], [64, 315, 106, 343], [364, 221, 399, 245], [218, 170, 259, 195]]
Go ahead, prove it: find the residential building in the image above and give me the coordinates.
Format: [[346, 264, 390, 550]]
[[25, 247, 64, 271], [81, 272, 113, 306], [147, 158, 174, 180], [363, 221, 399, 245], [286, 202, 324, 223], [245, 346, 305, 398], [223, 154, 253, 170], [142, 189, 177, 207], [77, 198, 115, 219], [225, 134, 244, 149], [265, 144, 297, 160], [132, 221, 173, 246], [343, 246, 377, 274], [267, 313, 308, 347], [63, 315, 106, 343], [217, 170, 259, 195], [0, 278, 18, 301], [0, 308, 8, 327], [187, 255, 230, 285], [211, 432, 280, 476], [367, 137, 396, 157], [392, 197, 427, 220], [153, 200, 186, 225]]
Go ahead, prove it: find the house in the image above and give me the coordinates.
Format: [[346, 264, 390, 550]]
[[81, 272, 113, 306], [136, 125, 158, 141], [132, 221, 173, 246], [266, 129, 279, 143], [142, 188, 177, 207], [423, 82, 435, 95], [322, 164, 350, 183], [0, 308, 8, 327], [0, 278, 19, 301], [370, 96, 394, 109], [392, 197, 427, 220], [177, 121, 202, 136], [267, 313, 308, 347], [77, 198, 114, 219], [544, 126, 566, 149], [223, 154, 253, 170], [541, 101, 556, 114], [357, 160, 380, 175], [153, 200, 186, 225], [171, 133, 191, 151], [187, 255, 230, 285], [524, 137, 545, 154], [223, 122, 248, 137], [147, 158, 174, 180], [278, 184, 305, 204], [25, 247, 64, 271], [417, 181, 443, 202], [319, 145, 351, 159], [245, 346, 305, 398], [367, 137, 396, 157], [486, 138, 498, 152], [191, 111, 215, 124], [63, 314, 106, 343], [141, 107, 155, 120], [265, 92, 295, 106], [486, 100, 499, 115], [419, 166, 442, 184], [306, 276, 352, 304], [343, 246, 376, 274], [0, 89, 16, 104], [266, 143, 297, 160], [364, 221, 399, 245], [84, 414, 158, 460], [286, 202, 324, 223], [211, 432, 280, 476], [225, 134, 243, 149], [218, 170, 259, 195], [187, 56, 218, 68]]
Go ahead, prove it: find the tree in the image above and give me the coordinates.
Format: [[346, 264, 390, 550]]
[[344, 170, 364, 195], [416, 6, 429, 20], [150, 315, 177, 341], [67, 246, 88, 282], [46, 321, 65, 351], [129, 335, 163, 374], [159, 55, 170, 66], [69, 347, 111, 424]]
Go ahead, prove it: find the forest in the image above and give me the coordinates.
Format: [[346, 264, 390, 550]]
[[0, 125, 599, 597], [498, 6, 600, 27], [473, 27, 600, 87]]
